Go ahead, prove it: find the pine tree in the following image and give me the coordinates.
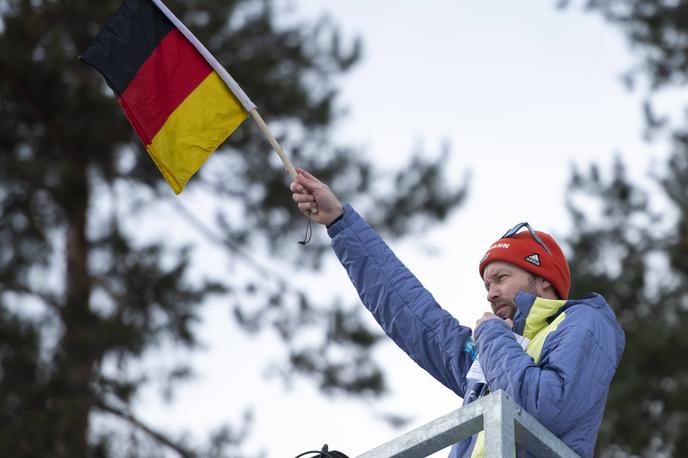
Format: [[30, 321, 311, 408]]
[[561, 1, 688, 455], [0, 0, 467, 456]]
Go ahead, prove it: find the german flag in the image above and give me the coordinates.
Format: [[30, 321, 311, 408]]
[[80, 0, 250, 194]]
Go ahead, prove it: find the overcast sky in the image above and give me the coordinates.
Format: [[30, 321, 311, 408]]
[[134, 1, 662, 457]]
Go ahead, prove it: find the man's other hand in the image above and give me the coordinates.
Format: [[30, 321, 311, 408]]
[[290, 168, 344, 226], [476, 312, 514, 330]]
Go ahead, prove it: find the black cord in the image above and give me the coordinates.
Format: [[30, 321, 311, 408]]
[[297, 210, 313, 245], [294, 450, 322, 458], [293, 444, 349, 458], [294, 444, 329, 458]]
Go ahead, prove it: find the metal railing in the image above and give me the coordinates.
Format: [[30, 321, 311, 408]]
[[355, 390, 580, 458]]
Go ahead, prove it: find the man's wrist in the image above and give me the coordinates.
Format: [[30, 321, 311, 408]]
[[326, 212, 344, 228]]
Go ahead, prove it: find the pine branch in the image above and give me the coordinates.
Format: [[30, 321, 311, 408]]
[[170, 197, 287, 281], [5, 282, 63, 316], [94, 401, 196, 458]]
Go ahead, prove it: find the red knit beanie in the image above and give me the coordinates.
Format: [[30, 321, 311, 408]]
[[478, 225, 571, 299]]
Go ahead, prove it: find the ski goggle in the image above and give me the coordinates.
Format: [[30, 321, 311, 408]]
[[501, 222, 552, 255]]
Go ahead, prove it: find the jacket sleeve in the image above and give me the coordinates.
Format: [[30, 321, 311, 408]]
[[474, 306, 621, 439], [328, 204, 475, 397]]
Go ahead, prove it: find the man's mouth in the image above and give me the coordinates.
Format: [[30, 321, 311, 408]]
[[493, 303, 507, 316]]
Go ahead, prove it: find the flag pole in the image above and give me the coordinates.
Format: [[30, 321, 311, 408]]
[[250, 110, 317, 215], [249, 109, 297, 180], [149, 0, 298, 180]]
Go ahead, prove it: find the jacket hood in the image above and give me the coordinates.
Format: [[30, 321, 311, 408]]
[[513, 291, 625, 362]]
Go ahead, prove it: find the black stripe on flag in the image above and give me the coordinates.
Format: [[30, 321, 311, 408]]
[[80, 0, 174, 95]]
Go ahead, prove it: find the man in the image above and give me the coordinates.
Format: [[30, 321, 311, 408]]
[[291, 169, 625, 458]]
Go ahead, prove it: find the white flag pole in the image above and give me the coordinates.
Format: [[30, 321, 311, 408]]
[[248, 110, 298, 179], [150, 0, 298, 180]]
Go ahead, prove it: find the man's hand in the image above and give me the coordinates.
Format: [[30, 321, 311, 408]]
[[476, 312, 513, 330], [290, 168, 344, 226]]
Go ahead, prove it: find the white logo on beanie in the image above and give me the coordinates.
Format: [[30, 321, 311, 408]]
[[525, 253, 541, 266]]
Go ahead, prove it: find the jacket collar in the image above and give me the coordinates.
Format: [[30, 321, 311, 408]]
[[512, 291, 568, 339]]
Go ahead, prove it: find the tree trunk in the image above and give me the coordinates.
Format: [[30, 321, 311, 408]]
[[54, 158, 97, 457]]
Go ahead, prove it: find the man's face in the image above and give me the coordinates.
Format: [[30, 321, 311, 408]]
[[482, 261, 542, 320]]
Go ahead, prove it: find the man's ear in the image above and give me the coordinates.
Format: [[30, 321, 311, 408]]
[[537, 277, 557, 299]]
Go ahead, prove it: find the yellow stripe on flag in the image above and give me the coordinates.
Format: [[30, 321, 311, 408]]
[[146, 71, 248, 194]]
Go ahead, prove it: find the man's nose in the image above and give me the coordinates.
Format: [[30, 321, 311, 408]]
[[486, 284, 499, 303]]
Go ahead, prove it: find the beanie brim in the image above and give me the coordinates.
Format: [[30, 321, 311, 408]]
[[479, 231, 570, 299]]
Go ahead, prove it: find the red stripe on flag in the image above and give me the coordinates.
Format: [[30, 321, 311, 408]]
[[119, 28, 213, 145]]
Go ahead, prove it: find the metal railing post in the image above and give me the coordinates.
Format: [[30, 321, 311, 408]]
[[354, 390, 580, 458], [483, 390, 516, 457]]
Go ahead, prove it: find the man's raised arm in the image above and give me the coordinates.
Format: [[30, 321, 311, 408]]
[[290, 170, 476, 397]]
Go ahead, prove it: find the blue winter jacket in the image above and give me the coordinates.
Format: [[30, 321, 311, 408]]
[[327, 205, 625, 458]]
